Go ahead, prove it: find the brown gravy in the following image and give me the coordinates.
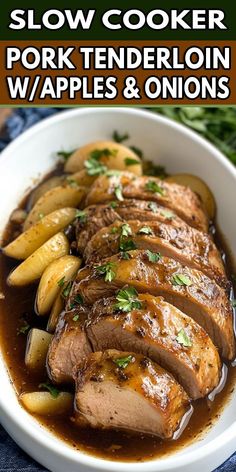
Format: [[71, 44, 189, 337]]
[[0, 175, 236, 463]]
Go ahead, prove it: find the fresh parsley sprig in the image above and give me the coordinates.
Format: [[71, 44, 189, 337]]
[[146, 250, 162, 263], [138, 226, 153, 235], [95, 262, 116, 282], [176, 329, 192, 347], [145, 180, 165, 196], [114, 286, 142, 312], [113, 355, 133, 369], [171, 274, 192, 286], [39, 381, 60, 398]]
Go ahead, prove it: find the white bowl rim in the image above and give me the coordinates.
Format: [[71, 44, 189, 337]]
[[0, 106, 236, 472]]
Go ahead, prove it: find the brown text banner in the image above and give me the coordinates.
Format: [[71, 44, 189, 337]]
[[0, 40, 235, 105]]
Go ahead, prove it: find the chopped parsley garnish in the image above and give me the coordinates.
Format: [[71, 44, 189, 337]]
[[124, 157, 140, 166], [114, 185, 124, 201], [138, 226, 153, 235], [39, 381, 60, 398], [119, 224, 136, 252], [130, 146, 143, 159], [73, 314, 80, 322], [84, 148, 118, 176], [61, 281, 73, 299], [110, 201, 118, 209], [148, 202, 158, 213], [160, 209, 175, 220], [145, 180, 165, 196], [106, 170, 122, 177], [171, 274, 192, 287], [90, 148, 117, 160], [143, 162, 167, 178], [121, 223, 132, 238], [17, 322, 30, 336], [115, 287, 142, 313], [111, 227, 119, 234], [70, 294, 83, 309], [95, 262, 116, 282], [85, 157, 107, 176], [67, 178, 79, 188], [176, 329, 192, 348], [57, 150, 75, 161], [113, 355, 133, 369], [75, 210, 87, 223], [57, 276, 65, 287], [146, 250, 161, 263], [119, 239, 136, 252], [112, 130, 129, 143], [120, 251, 131, 260]]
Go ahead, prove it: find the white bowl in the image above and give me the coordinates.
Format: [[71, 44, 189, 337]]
[[0, 108, 235, 472]]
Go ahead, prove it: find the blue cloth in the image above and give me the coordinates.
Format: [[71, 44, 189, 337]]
[[0, 107, 235, 471]]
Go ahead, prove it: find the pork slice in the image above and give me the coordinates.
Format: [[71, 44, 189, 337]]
[[76, 199, 185, 254], [86, 295, 221, 400], [84, 219, 226, 287], [73, 250, 235, 359], [47, 307, 91, 384], [74, 349, 191, 439], [85, 173, 208, 232]]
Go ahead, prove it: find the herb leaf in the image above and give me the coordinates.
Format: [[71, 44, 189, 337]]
[[119, 239, 137, 252], [113, 355, 133, 369], [176, 329, 192, 348], [120, 251, 131, 260], [138, 226, 153, 235], [148, 202, 158, 213], [57, 276, 65, 287], [106, 170, 122, 177], [73, 314, 80, 321], [143, 162, 167, 178], [130, 146, 143, 159], [110, 201, 118, 209], [145, 180, 165, 196], [111, 227, 119, 234], [90, 148, 116, 160], [115, 287, 142, 313], [85, 158, 107, 176], [95, 262, 116, 283], [160, 209, 175, 220], [119, 224, 136, 252], [70, 294, 83, 309], [17, 322, 30, 336], [39, 381, 60, 398], [124, 157, 140, 166], [57, 150, 75, 161], [61, 281, 73, 299], [75, 210, 87, 223], [114, 185, 124, 201], [113, 131, 129, 143], [121, 223, 132, 238], [66, 178, 79, 188], [172, 274, 192, 286], [146, 250, 161, 263]]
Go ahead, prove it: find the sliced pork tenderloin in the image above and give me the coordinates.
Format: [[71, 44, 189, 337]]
[[74, 349, 191, 438], [85, 173, 208, 232], [73, 250, 235, 359]]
